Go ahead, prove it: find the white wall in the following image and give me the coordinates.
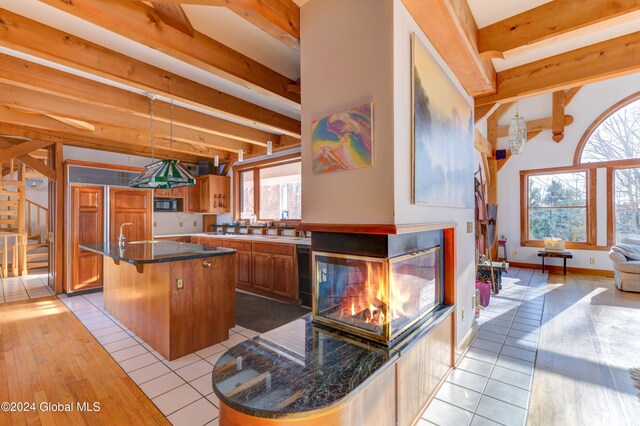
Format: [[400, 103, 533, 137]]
[[393, 0, 479, 345], [63, 146, 203, 236], [300, 0, 396, 224], [496, 72, 640, 271]]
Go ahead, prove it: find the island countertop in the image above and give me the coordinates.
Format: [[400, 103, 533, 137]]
[[81, 241, 236, 265]]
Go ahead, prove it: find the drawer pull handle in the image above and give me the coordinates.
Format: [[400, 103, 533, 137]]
[[203, 261, 212, 268]]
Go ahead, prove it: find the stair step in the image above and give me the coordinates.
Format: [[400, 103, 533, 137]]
[[0, 219, 18, 225], [27, 235, 40, 240], [0, 200, 19, 207], [27, 243, 48, 250], [0, 227, 18, 232], [27, 261, 48, 269], [0, 210, 18, 216], [0, 180, 24, 186], [0, 190, 19, 197], [27, 253, 48, 260]]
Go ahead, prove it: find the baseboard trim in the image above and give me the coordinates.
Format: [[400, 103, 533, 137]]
[[507, 261, 614, 278], [454, 321, 479, 366]]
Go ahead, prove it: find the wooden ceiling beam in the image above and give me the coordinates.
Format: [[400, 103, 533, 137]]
[[0, 139, 56, 181], [150, 0, 300, 50], [0, 123, 205, 163], [474, 103, 499, 124], [0, 139, 53, 163], [478, 0, 640, 59], [401, 0, 496, 96], [0, 83, 261, 154], [150, 3, 195, 37], [475, 32, 640, 107], [474, 127, 493, 157], [552, 91, 566, 143], [0, 107, 229, 159], [0, 9, 300, 137], [497, 115, 574, 138], [0, 54, 290, 147], [37, 0, 300, 103]]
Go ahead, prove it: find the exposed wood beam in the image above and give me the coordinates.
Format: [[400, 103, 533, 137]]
[[151, 0, 300, 50], [0, 9, 300, 136], [564, 86, 582, 106], [478, 0, 640, 59], [474, 127, 493, 157], [401, 0, 496, 96], [150, 3, 195, 37], [481, 152, 491, 185], [0, 139, 56, 181], [474, 103, 499, 124], [0, 107, 228, 159], [0, 139, 52, 162], [0, 58, 290, 148], [552, 91, 566, 143], [0, 83, 260, 154], [0, 122, 205, 163], [497, 115, 574, 138], [43, 115, 95, 131], [37, 0, 300, 103], [493, 102, 515, 121], [475, 32, 640, 106]]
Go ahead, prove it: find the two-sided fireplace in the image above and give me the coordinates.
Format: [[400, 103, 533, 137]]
[[311, 229, 445, 346]]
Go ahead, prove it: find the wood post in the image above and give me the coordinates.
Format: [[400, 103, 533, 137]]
[[17, 162, 27, 276]]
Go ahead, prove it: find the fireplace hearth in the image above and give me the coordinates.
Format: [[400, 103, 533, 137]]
[[312, 229, 445, 346]]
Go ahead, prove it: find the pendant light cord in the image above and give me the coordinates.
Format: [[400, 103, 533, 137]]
[[149, 95, 155, 162], [170, 99, 174, 160]]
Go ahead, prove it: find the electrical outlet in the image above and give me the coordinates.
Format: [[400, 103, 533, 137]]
[[461, 307, 465, 322], [512, 250, 518, 256], [179, 220, 184, 227], [176, 277, 184, 290], [153, 221, 157, 227], [466, 222, 473, 233], [193, 221, 197, 227], [589, 257, 596, 265]]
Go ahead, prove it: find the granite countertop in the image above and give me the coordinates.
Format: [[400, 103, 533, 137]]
[[81, 241, 236, 265], [155, 232, 312, 246], [211, 305, 454, 419]]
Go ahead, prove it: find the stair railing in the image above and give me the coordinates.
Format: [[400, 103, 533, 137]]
[[26, 200, 49, 245], [0, 232, 20, 278]]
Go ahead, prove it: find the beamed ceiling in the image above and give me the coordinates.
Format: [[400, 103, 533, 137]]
[[0, 0, 637, 163]]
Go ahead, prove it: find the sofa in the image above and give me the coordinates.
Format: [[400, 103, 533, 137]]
[[609, 237, 640, 292]]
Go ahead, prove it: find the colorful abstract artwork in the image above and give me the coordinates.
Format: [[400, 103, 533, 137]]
[[411, 33, 474, 208], [311, 103, 373, 174]]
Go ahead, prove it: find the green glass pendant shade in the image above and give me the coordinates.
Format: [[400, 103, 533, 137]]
[[129, 159, 195, 189]]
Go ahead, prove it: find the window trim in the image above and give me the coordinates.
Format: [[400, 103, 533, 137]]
[[233, 153, 302, 223], [520, 167, 599, 250], [607, 165, 640, 246]]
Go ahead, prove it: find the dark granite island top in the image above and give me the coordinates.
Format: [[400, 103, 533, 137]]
[[212, 305, 454, 420], [81, 241, 236, 264]]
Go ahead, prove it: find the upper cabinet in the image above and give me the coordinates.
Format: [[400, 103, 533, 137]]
[[154, 187, 185, 198], [198, 175, 230, 214]]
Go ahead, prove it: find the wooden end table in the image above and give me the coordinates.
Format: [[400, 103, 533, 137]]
[[537, 250, 573, 275]]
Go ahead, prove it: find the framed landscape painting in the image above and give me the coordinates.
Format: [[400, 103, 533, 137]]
[[311, 103, 373, 174], [411, 33, 474, 208]]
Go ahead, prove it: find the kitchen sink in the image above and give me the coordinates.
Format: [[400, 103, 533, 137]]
[[127, 240, 163, 245]]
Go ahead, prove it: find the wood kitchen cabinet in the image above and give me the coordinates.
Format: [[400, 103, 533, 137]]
[[185, 183, 200, 213], [223, 240, 252, 289], [154, 187, 185, 198], [109, 188, 153, 243], [198, 175, 230, 214], [69, 185, 104, 292], [251, 242, 296, 300]]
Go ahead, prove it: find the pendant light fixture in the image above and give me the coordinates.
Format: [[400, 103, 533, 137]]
[[214, 155, 219, 167], [130, 97, 196, 189], [266, 133, 273, 156], [238, 149, 244, 162], [508, 104, 527, 155]]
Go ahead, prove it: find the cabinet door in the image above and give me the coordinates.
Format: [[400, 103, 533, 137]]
[[70, 186, 104, 292], [272, 255, 294, 298], [185, 183, 200, 213], [198, 176, 211, 213], [109, 188, 153, 243], [236, 251, 252, 288], [252, 253, 272, 292]]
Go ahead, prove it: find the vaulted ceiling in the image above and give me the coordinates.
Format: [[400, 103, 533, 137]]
[[0, 0, 638, 163]]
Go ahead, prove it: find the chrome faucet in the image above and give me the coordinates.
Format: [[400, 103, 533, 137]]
[[118, 223, 133, 247]]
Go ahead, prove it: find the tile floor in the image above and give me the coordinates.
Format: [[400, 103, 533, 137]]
[[0, 270, 54, 302], [420, 267, 548, 426], [58, 291, 261, 426]]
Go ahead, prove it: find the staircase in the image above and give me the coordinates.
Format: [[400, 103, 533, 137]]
[[0, 154, 49, 278]]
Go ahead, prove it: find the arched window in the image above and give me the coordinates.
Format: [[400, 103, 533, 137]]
[[574, 93, 640, 164]]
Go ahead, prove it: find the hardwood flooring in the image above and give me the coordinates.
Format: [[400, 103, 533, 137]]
[[528, 273, 640, 426], [0, 297, 168, 425]]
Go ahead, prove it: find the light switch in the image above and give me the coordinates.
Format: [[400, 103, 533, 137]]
[[176, 277, 184, 290], [179, 220, 184, 227], [153, 221, 157, 227], [466, 222, 473, 233], [193, 221, 197, 227]]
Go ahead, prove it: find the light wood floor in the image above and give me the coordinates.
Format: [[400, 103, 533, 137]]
[[528, 273, 640, 426], [0, 297, 168, 425]]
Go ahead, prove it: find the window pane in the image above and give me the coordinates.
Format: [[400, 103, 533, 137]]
[[580, 98, 640, 163], [614, 167, 640, 242], [528, 172, 586, 207], [240, 170, 254, 220], [529, 207, 587, 242], [259, 162, 302, 220]]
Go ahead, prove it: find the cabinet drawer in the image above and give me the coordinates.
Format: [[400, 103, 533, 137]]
[[198, 237, 224, 246], [223, 240, 252, 252], [252, 242, 294, 256]]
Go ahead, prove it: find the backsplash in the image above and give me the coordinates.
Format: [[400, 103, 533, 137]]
[[154, 212, 202, 235]]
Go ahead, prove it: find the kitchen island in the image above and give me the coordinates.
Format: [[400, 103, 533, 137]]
[[82, 241, 236, 360]]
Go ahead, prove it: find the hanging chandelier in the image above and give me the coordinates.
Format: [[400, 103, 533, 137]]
[[130, 96, 195, 189], [508, 104, 527, 155]]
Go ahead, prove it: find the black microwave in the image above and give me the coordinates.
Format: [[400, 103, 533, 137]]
[[154, 198, 178, 212]]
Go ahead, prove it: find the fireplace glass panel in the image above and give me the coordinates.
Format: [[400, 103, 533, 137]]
[[313, 247, 441, 344]]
